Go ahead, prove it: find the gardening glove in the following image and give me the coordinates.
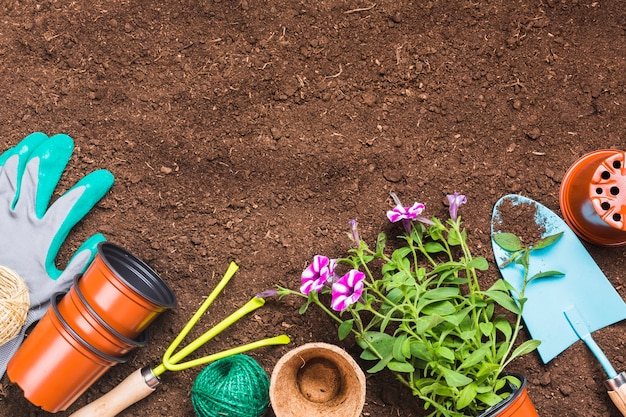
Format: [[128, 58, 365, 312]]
[[0, 132, 114, 378]]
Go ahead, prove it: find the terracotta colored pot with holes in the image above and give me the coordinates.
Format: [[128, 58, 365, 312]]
[[560, 150, 626, 246], [478, 375, 538, 417], [269, 342, 366, 417], [7, 293, 127, 413], [77, 242, 176, 338], [58, 276, 148, 357]]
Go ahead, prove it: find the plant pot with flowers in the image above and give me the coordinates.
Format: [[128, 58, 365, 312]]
[[270, 192, 562, 417]]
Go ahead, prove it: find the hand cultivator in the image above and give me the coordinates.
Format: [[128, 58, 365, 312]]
[[70, 262, 290, 417]]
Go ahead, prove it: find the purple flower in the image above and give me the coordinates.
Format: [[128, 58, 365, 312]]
[[387, 192, 426, 234], [256, 289, 278, 299], [331, 270, 365, 311], [349, 219, 360, 247], [447, 192, 467, 221], [301, 255, 336, 295]]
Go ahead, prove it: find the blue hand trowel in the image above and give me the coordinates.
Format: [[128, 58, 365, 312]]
[[491, 194, 626, 415]]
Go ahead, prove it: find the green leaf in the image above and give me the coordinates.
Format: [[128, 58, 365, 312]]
[[393, 334, 409, 361], [479, 322, 494, 337], [483, 289, 520, 315], [387, 360, 415, 373], [375, 232, 387, 255], [476, 362, 501, 379], [435, 346, 455, 362], [494, 316, 512, 340], [467, 256, 489, 271], [509, 339, 541, 361], [363, 332, 395, 357], [476, 391, 505, 407], [447, 228, 464, 246], [443, 305, 473, 327], [493, 232, 523, 252], [414, 314, 445, 333], [458, 346, 489, 371], [422, 300, 457, 316], [360, 349, 379, 360], [456, 382, 478, 410], [439, 367, 473, 387], [367, 354, 392, 373], [424, 241, 446, 253], [338, 319, 354, 340], [422, 287, 461, 300], [528, 270, 565, 282], [532, 231, 563, 250]]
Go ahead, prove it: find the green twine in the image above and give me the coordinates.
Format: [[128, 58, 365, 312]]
[[191, 354, 270, 417]]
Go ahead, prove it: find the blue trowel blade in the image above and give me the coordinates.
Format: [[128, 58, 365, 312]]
[[491, 194, 626, 364]]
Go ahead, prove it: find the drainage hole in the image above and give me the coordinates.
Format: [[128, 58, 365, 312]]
[[613, 160, 622, 169], [613, 213, 621, 222], [596, 187, 603, 195], [610, 186, 620, 196], [602, 202, 611, 211], [602, 171, 611, 180]]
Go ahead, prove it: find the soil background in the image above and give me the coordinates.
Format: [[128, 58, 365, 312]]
[[1, 1, 626, 416]]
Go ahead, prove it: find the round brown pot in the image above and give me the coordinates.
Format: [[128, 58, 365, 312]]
[[269, 342, 366, 417]]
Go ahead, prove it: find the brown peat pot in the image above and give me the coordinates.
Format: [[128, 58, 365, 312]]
[[269, 342, 366, 417]]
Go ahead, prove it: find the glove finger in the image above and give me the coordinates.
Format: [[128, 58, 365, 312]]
[[43, 171, 114, 276], [0, 154, 19, 210], [31, 134, 75, 218], [0, 133, 51, 209], [51, 234, 105, 281], [0, 132, 49, 167], [12, 134, 74, 218]]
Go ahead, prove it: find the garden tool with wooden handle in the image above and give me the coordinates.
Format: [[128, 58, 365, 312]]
[[564, 306, 626, 416], [69, 262, 290, 417]]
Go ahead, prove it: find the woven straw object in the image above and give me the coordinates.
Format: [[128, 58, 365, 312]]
[[0, 265, 29, 346]]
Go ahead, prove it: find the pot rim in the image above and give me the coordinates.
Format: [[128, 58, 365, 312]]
[[96, 242, 177, 309], [477, 373, 527, 417]]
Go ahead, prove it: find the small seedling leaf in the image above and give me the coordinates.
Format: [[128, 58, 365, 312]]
[[493, 232, 523, 252]]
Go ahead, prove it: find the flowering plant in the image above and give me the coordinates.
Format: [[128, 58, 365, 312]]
[[275, 192, 548, 417]]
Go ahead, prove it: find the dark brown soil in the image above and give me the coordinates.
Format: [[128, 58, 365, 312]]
[[1, 1, 626, 416]]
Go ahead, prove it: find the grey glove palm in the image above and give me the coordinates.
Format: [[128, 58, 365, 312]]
[[0, 132, 114, 377]]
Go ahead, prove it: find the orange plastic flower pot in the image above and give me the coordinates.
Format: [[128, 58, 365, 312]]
[[58, 276, 147, 357], [77, 242, 176, 338], [478, 375, 538, 417], [560, 150, 626, 246], [6, 294, 127, 413]]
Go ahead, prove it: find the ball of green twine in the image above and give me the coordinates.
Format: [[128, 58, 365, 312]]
[[191, 354, 270, 417]]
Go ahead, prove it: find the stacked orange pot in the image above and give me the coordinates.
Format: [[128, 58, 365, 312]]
[[7, 242, 176, 413]]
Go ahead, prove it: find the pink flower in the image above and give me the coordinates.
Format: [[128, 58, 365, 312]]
[[301, 255, 336, 295], [331, 270, 365, 311], [387, 192, 427, 234], [386, 202, 425, 223]]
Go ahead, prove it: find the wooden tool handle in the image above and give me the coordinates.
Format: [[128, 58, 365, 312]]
[[609, 386, 626, 416], [69, 368, 159, 417]]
